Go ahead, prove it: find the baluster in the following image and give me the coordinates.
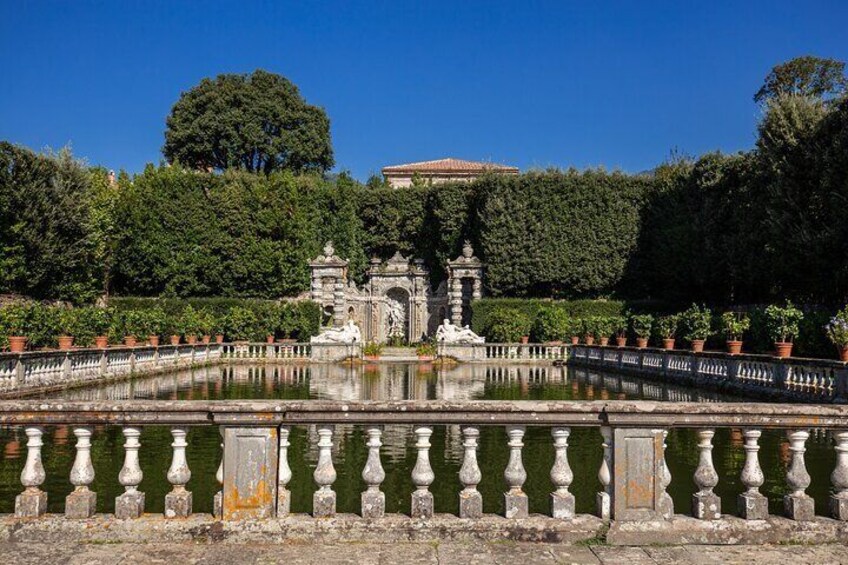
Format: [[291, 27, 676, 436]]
[[66, 427, 96, 518], [597, 426, 612, 520], [213, 432, 224, 519], [831, 431, 848, 519], [459, 426, 482, 519], [692, 429, 720, 520], [313, 424, 336, 517], [411, 426, 435, 519], [277, 426, 292, 517], [361, 425, 386, 519], [504, 425, 528, 518], [737, 429, 768, 519], [116, 427, 145, 519], [784, 429, 814, 520], [164, 427, 192, 518], [15, 426, 47, 517], [660, 430, 674, 519], [550, 427, 574, 519]]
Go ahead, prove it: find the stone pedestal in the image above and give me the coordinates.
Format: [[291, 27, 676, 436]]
[[213, 491, 223, 519], [164, 489, 192, 518], [65, 489, 97, 519], [504, 491, 528, 519], [313, 490, 336, 518], [361, 490, 385, 520], [551, 491, 575, 520], [596, 492, 611, 521], [411, 490, 433, 519], [738, 492, 768, 520], [15, 489, 47, 518], [785, 494, 815, 521], [115, 491, 145, 520], [459, 490, 482, 519], [692, 492, 721, 520], [831, 495, 848, 520], [277, 488, 291, 518]]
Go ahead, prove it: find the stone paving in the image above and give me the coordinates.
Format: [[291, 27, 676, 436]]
[[2, 541, 848, 564]]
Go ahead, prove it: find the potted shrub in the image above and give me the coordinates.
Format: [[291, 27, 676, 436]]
[[531, 307, 569, 345], [612, 316, 628, 347], [415, 341, 436, 361], [631, 314, 653, 348], [144, 307, 167, 347], [826, 306, 848, 362], [765, 301, 803, 358], [567, 318, 580, 345], [721, 311, 750, 354], [115, 310, 145, 347], [485, 308, 531, 343], [179, 305, 202, 345], [197, 308, 215, 344], [363, 341, 383, 361], [55, 307, 78, 350], [582, 318, 597, 345], [680, 304, 713, 353], [656, 315, 678, 350], [79, 307, 112, 348], [596, 317, 613, 346], [212, 313, 225, 344], [0, 303, 33, 352], [223, 306, 260, 343]]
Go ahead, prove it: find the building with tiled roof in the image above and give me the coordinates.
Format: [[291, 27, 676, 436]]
[[381, 158, 518, 188]]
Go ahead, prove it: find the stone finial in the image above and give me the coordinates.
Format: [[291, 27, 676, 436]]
[[462, 240, 474, 258], [66, 427, 96, 519], [411, 426, 435, 519], [16, 426, 47, 518], [361, 425, 386, 520], [738, 429, 768, 520], [504, 425, 528, 519], [692, 429, 720, 520], [313, 425, 337, 517], [784, 429, 814, 520], [116, 427, 145, 519], [597, 426, 612, 521], [550, 427, 575, 519], [831, 430, 848, 520], [277, 426, 292, 517], [165, 427, 192, 518], [323, 241, 335, 258], [459, 426, 482, 519]]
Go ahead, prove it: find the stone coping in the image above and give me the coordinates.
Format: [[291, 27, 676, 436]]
[[3, 513, 848, 546]]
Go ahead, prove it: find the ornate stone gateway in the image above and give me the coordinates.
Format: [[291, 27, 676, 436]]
[[307, 242, 483, 343]]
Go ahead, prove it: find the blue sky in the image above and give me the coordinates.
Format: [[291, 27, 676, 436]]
[[2, 1, 847, 180]]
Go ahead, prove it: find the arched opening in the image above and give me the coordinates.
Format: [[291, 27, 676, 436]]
[[384, 287, 410, 343]]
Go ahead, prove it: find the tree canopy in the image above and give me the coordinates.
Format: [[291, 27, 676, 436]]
[[754, 55, 847, 103], [163, 70, 334, 174]]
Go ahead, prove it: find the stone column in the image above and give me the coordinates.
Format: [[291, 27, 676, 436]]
[[784, 429, 814, 520], [213, 433, 223, 519], [313, 425, 337, 517], [449, 277, 463, 326], [550, 427, 575, 519], [115, 427, 145, 519], [361, 425, 385, 519], [503, 425, 528, 518], [277, 426, 292, 517], [15, 427, 47, 518], [738, 429, 768, 519], [411, 426, 435, 519], [831, 430, 848, 520], [596, 426, 612, 521], [66, 427, 96, 519], [472, 277, 482, 301], [164, 427, 192, 518], [459, 426, 482, 519], [692, 429, 721, 520], [333, 280, 345, 327]]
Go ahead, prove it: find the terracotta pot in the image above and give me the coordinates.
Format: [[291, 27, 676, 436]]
[[662, 338, 675, 350], [123, 336, 137, 347], [148, 335, 160, 347], [570, 336, 579, 345], [840, 346, 848, 362], [201, 335, 211, 344], [266, 335, 275, 344], [215, 334, 224, 344], [599, 337, 610, 346], [546, 340, 563, 346], [364, 355, 380, 361], [774, 342, 793, 358], [727, 340, 743, 355], [520, 335, 529, 344], [616, 336, 627, 347], [57, 336, 74, 350], [186, 335, 197, 345], [418, 355, 434, 361], [170, 335, 181, 346], [584, 336, 595, 345], [636, 337, 648, 349], [690, 339, 705, 353], [8, 336, 27, 353], [94, 336, 109, 349]]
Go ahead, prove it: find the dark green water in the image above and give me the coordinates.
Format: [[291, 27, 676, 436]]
[[0, 363, 836, 517]]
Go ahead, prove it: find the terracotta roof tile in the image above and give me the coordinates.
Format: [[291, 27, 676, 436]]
[[382, 158, 518, 174]]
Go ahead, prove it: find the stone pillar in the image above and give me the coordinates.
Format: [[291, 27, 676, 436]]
[[471, 277, 482, 302], [459, 426, 483, 519], [16, 427, 47, 518], [411, 426, 435, 519], [784, 429, 814, 520], [692, 429, 721, 520], [333, 280, 345, 327], [611, 427, 667, 521], [550, 427, 575, 519], [222, 427, 278, 520], [503, 425, 528, 518], [449, 277, 463, 326], [213, 432, 223, 519], [66, 427, 96, 519], [596, 426, 612, 521], [831, 430, 848, 520], [164, 427, 192, 518], [115, 427, 145, 519], [277, 426, 292, 517], [313, 425, 337, 517], [361, 425, 385, 520], [659, 430, 674, 519], [737, 429, 768, 520]]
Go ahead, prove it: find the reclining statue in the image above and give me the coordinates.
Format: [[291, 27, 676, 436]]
[[310, 320, 362, 344], [435, 319, 485, 344]]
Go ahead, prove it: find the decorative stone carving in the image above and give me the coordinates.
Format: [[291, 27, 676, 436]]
[[313, 425, 337, 518], [411, 426, 435, 519], [361, 425, 385, 520], [436, 319, 485, 344], [738, 429, 768, 520], [597, 426, 612, 521], [310, 320, 362, 344], [459, 426, 483, 519], [550, 427, 575, 519], [165, 427, 192, 518], [504, 425, 528, 518], [784, 429, 814, 521], [692, 429, 720, 520], [66, 427, 96, 519], [116, 427, 144, 519], [16, 426, 47, 518]]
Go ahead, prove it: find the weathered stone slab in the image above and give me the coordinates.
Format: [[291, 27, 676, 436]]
[[551, 491, 575, 520], [313, 490, 336, 518], [115, 491, 144, 520], [784, 494, 814, 521], [459, 490, 482, 519], [65, 489, 96, 519], [738, 492, 768, 520], [692, 491, 721, 521], [612, 428, 665, 521], [164, 489, 192, 519], [14, 490, 47, 518], [361, 491, 384, 520], [504, 492, 528, 519], [222, 427, 278, 520]]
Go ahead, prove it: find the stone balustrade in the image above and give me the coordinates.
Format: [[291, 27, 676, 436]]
[[570, 344, 848, 403], [0, 344, 222, 396], [3, 399, 848, 544], [221, 342, 313, 361], [439, 342, 569, 363]]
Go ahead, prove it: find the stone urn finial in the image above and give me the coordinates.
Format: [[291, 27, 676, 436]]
[[323, 241, 335, 258], [462, 240, 474, 259]]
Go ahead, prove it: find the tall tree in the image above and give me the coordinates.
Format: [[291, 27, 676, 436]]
[[754, 56, 847, 104], [163, 70, 334, 174]]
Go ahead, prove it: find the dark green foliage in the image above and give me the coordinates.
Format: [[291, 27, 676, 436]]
[[470, 298, 640, 335], [163, 70, 333, 174], [754, 56, 847, 104], [484, 307, 531, 342]]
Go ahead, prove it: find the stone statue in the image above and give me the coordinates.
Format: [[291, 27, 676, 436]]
[[435, 319, 485, 344], [310, 320, 362, 344]]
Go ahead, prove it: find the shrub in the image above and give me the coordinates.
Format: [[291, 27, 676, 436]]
[[111, 310, 147, 339], [765, 301, 804, 343], [363, 341, 383, 356], [485, 307, 531, 342], [826, 306, 848, 348], [531, 307, 570, 342], [179, 305, 203, 338], [223, 306, 261, 341], [721, 312, 750, 341], [679, 304, 713, 341], [72, 307, 112, 346], [656, 315, 679, 339], [630, 314, 654, 339], [0, 303, 35, 349], [196, 308, 216, 336], [610, 316, 628, 338], [595, 317, 616, 339], [141, 307, 167, 337], [415, 341, 436, 356]]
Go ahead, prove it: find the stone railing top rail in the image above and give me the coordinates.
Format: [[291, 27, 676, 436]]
[[0, 342, 217, 360], [574, 343, 848, 368], [0, 399, 847, 427]]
